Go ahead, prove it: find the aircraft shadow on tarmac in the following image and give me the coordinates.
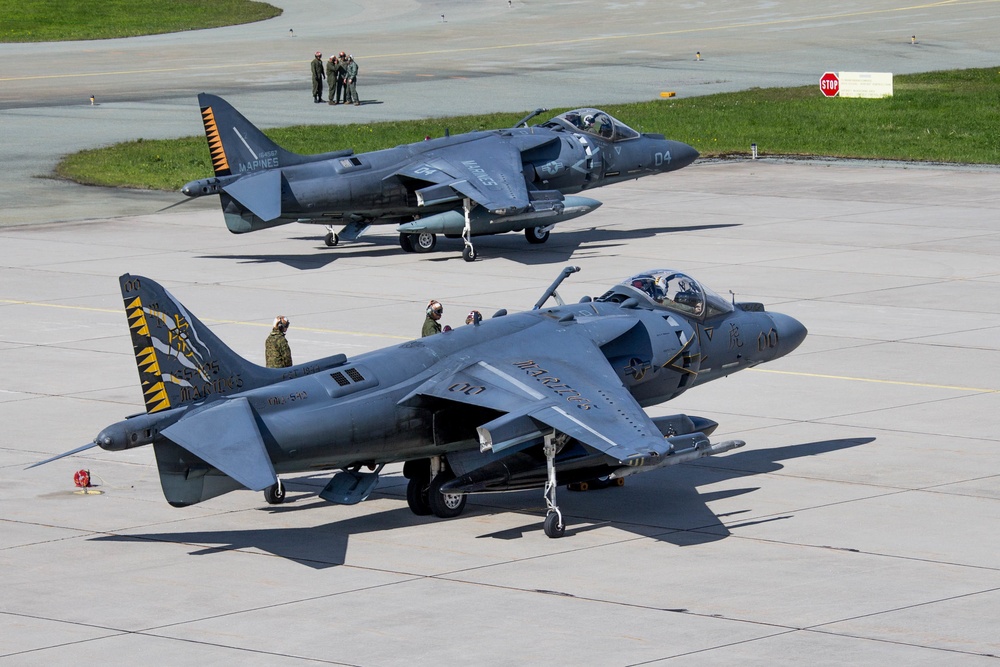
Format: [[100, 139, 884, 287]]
[[199, 223, 740, 270], [92, 437, 871, 569]]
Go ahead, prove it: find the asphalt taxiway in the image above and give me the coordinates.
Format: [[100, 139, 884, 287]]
[[2, 1, 1000, 664]]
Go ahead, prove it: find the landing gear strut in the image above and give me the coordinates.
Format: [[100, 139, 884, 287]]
[[542, 433, 565, 538], [461, 198, 477, 262]]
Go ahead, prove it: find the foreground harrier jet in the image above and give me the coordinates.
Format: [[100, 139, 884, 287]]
[[32, 268, 805, 537]]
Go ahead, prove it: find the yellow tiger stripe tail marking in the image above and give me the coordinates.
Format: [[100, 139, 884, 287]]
[[201, 105, 231, 175], [125, 293, 172, 413]]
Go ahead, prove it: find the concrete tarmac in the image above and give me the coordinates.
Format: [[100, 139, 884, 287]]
[[2, 0, 1000, 664], [3, 160, 1000, 664]]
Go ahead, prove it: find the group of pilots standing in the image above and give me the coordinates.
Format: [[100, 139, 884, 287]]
[[311, 51, 360, 105]]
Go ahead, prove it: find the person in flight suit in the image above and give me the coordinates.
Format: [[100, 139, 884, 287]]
[[334, 51, 349, 104], [311, 51, 325, 103], [345, 55, 360, 105], [422, 301, 444, 337], [325, 55, 339, 104]]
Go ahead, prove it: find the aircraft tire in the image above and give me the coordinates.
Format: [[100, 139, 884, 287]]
[[413, 232, 437, 253], [399, 233, 415, 252], [324, 232, 339, 247], [264, 479, 286, 505], [428, 472, 466, 518], [544, 512, 565, 538], [406, 476, 432, 516], [462, 245, 477, 262], [525, 226, 550, 244]]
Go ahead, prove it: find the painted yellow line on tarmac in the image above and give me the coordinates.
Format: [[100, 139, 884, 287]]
[[0, 300, 118, 314], [0, 298, 409, 339], [2, 0, 993, 83], [750, 367, 999, 394], [5, 298, 994, 390]]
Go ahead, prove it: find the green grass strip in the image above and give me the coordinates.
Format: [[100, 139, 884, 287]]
[[2, 0, 281, 42]]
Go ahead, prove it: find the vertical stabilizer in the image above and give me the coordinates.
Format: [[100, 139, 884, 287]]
[[119, 274, 277, 412], [197, 93, 307, 177]]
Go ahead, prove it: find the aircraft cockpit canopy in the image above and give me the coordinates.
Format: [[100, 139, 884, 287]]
[[597, 270, 734, 319], [543, 109, 640, 142]]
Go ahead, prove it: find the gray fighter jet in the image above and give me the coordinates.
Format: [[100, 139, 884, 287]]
[[31, 267, 805, 537], [181, 94, 699, 261]]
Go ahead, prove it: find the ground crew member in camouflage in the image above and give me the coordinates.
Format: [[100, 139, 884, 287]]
[[326, 55, 339, 104], [266, 316, 293, 367], [311, 52, 325, 103], [422, 301, 443, 337]]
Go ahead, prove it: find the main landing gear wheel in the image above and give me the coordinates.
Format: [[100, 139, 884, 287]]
[[399, 233, 415, 252], [428, 471, 466, 518], [406, 475, 432, 516], [413, 232, 437, 253], [264, 479, 286, 505], [462, 244, 477, 262], [544, 512, 565, 538], [324, 232, 339, 247], [525, 226, 551, 244]]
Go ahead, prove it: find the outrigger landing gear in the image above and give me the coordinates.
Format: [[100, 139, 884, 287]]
[[264, 478, 286, 505], [461, 198, 477, 262], [542, 433, 565, 538], [324, 227, 339, 247]]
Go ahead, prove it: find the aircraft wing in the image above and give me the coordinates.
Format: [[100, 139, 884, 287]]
[[393, 134, 532, 214], [400, 327, 672, 465]]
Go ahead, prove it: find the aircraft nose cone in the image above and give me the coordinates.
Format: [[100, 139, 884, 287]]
[[665, 140, 699, 170], [769, 312, 808, 357]]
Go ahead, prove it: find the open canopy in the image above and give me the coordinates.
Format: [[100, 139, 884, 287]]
[[598, 270, 734, 319], [541, 108, 640, 142]]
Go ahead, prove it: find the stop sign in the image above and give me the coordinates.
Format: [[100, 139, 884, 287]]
[[820, 71, 840, 97]]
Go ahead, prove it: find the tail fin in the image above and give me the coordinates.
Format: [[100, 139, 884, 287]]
[[119, 273, 278, 413], [195, 94, 355, 231], [197, 93, 306, 177]]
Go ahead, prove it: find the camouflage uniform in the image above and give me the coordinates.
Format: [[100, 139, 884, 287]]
[[265, 329, 293, 367], [421, 314, 442, 337]]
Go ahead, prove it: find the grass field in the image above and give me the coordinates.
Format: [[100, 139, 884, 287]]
[[2, 0, 280, 42], [56, 67, 1000, 191]]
